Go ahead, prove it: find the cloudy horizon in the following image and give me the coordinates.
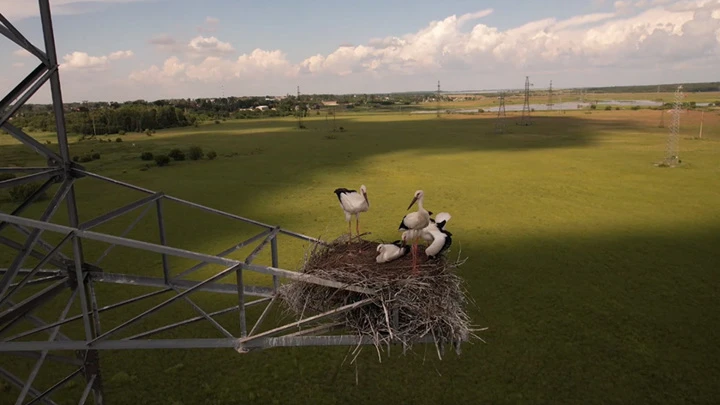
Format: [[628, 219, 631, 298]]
[[1, 0, 719, 103]]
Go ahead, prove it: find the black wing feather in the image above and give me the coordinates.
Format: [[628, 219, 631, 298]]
[[333, 187, 356, 203]]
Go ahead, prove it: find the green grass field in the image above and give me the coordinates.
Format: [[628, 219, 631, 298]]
[[2, 108, 720, 404]]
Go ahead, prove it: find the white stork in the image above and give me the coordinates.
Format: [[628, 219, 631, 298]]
[[425, 227, 452, 259], [333, 185, 369, 237], [419, 212, 451, 243], [398, 190, 430, 273], [404, 211, 453, 259], [376, 240, 410, 263]]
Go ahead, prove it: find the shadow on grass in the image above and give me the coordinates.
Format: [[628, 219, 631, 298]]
[[2, 224, 717, 405], [2, 113, 719, 404], [0, 113, 658, 167]]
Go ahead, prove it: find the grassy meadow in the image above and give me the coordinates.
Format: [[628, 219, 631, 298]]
[[1, 106, 720, 404]]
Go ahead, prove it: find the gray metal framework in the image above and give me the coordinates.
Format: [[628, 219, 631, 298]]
[[663, 85, 683, 166], [517, 76, 533, 126], [0, 3, 445, 404], [546, 80, 553, 111], [494, 91, 507, 134], [436, 80, 441, 118]]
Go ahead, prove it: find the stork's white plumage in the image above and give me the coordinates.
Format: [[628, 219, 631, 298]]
[[398, 190, 430, 274], [434, 212, 451, 230], [419, 212, 451, 243], [425, 228, 452, 258], [376, 240, 410, 263], [333, 185, 369, 237]]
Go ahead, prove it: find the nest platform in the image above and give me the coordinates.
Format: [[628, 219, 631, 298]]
[[278, 235, 478, 359]]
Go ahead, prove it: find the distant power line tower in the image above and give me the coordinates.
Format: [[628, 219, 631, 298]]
[[658, 109, 665, 128], [436, 80, 441, 118], [495, 91, 507, 134], [296, 85, 304, 129], [547, 80, 554, 111], [517, 76, 533, 126], [661, 85, 684, 167]]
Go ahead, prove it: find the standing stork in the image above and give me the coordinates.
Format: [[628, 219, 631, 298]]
[[398, 190, 430, 274], [333, 185, 369, 237]]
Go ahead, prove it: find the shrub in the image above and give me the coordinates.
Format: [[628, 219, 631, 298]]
[[188, 146, 204, 160], [145, 129, 152, 136], [605, 105, 612, 110], [169, 148, 186, 161], [115, 137, 123, 143], [140, 152, 154, 161], [118, 130, 126, 135], [590, 104, 597, 110], [207, 150, 217, 160], [214, 120, 220, 124], [615, 107, 620, 110], [9, 182, 48, 203], [79, 155, 93, 163], [91, 152, 100, 160], [630, 105, 641, 110], [154, 154, 170, 167]]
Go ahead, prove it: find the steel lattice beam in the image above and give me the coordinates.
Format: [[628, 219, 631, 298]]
[[0, 2, 461, 404]]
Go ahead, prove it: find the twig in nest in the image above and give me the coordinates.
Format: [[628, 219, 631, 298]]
[[278, 235, 482, 362]]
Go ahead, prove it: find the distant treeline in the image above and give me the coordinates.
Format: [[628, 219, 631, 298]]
[[11, 104, 196, 135], [583, 81, 720, 94], [10, 93, 436, 133]]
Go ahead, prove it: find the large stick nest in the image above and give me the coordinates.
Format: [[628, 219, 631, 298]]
[[278, 234, 479, 359]]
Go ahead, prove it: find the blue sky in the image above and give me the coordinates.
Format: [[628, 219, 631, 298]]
[[1, 0, 719, 102]]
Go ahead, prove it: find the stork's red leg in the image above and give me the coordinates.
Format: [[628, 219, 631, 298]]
[[411, 239, 420, 275]]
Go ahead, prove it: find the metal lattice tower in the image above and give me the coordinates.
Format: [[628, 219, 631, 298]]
[[658, 109, 665, 128], [296, 85, 303, 129], [436, 80, 441, 118], [517, 76, 533, 126], [494, 92, 507, 134], [663, 85, 684, 166], [547, 80, 554, 111], [0, 3, 453, 404]]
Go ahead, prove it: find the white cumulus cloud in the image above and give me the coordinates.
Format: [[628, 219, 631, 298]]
[[187, 36, 235, 56], [60, 49, 134, 71], [20, 0, 720, 101], [130, 49, 296, 84], [295, 1, 720, 76]]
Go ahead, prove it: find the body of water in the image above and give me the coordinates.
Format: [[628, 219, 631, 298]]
[[410, 100, 710, 114]]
